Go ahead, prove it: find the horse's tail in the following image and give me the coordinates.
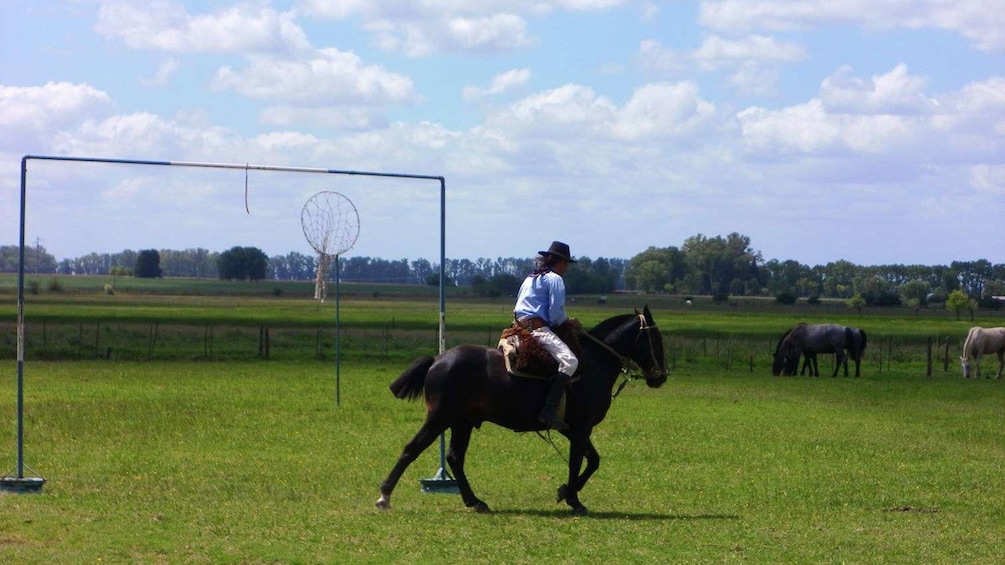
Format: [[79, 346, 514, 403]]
[[857, 329, 868, 358], [390, 355, 435, 401]]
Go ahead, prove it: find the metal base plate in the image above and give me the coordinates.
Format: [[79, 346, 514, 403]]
[[420, 468, 460, 494], [0, 476, 45, 494]]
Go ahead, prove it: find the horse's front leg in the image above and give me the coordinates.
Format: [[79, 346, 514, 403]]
[[376, 421, 443, 510], [557, 434, 596, 515], [446, 424, 490, 512]]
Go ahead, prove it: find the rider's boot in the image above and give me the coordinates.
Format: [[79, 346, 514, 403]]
[[539, 372, 571, 431]]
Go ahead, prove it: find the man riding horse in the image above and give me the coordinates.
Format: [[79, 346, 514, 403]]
[[513, 241, 582, 431]]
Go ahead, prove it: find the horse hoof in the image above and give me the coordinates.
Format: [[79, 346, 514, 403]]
[[375, 496, 391, 510], [471, 501, 491, 513], [570, 504, 588, 515], [557, 484, 569, 503]]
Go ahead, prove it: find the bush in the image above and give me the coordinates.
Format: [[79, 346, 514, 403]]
[[47, 279, 63, 292], [103, 284, 115, 295], [806, 295, 821, 305], [775, 291, 797, 305], [978, 296, 1001, 310]]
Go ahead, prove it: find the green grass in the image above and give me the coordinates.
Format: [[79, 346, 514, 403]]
[[2, 281, 1005, 562], [2, 360, 1005, 563]]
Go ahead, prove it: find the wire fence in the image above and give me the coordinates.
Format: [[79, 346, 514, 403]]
[[0, 321, 978, 378]]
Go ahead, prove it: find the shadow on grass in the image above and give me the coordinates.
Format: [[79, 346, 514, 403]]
[[490, 508, 741, 521]]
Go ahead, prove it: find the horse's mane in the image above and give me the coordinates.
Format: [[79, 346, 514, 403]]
[[589, 313, 639, 340], [962, 327, 980, 360], [775, 323, 808, 354], [774, 328, 794, 356]]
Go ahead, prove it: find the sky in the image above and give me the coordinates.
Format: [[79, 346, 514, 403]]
[[2, 0, 1004, 268]]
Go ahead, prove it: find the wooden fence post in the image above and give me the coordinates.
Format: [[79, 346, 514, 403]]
[[943, 340, 950, 373], [926, 337, 932, 377]]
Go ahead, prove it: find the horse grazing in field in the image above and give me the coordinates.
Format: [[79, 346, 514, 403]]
[[773, 323, 864, 377], [960, 326, 1005, 379], [376, 307, 668, 515]]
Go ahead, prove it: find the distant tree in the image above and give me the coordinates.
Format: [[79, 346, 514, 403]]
[[217, 246, 269, 281], [425, 272, 454, 287], [904, 297, 921, 317], [847, 293, 866, 315], [472, 273, 521, 298], [900, 278, 931, 305], [108, 265, 132, 289], [625, 246, 685, 293], [134, 249, 163, 278], [945, 290, 974, 321]]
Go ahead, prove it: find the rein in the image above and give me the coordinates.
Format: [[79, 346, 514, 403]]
[[577, 313, 662, 398]]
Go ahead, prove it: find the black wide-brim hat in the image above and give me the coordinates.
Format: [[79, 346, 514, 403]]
[[538, 241, 576, 263]]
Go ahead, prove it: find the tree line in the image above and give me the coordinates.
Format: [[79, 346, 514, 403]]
[[2, 232, 1002, 307]]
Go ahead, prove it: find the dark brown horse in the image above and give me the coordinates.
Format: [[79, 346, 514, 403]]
[[376, 307, 668, 514], [773, 323, 867, 377]]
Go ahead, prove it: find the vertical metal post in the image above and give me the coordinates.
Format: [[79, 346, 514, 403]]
[[335, 254, 341, 407], [420, 177, 458, 493], [2, 156, 45, 492]]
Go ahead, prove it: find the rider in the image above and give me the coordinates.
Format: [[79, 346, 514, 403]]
[[513, 241, 581, 431]]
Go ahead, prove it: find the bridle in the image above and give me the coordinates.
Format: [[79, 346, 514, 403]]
[[577, 313, 667, 397]]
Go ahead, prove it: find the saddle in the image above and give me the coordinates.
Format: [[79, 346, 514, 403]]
[[497, 321, 584, 381]]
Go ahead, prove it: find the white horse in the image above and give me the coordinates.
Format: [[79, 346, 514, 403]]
[[960, 326, 1005, 379]]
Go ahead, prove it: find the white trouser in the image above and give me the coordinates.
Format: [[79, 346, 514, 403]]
[[532, 326, 579, 376]]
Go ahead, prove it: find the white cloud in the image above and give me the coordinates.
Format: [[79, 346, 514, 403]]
[[299, 0, 639, 56], [0, 82, 114, 151], [637, 35, 804, 95], [144, 58, 181, 87], [699, 0, 1005, 51], [736, 67, 1005, 164], [366, 13, 535, 57], [211, 48, 417, 107], [637, 39, 687, 73], [612, 82, 716, 140], [971, 164, 1005, 195], [727, 62, 780, 97], [462, 69, 532, 101], [50, 112, 234, 159], [821, 64, 936, 115], [95, 1, 311, 53], [692, 34, 806, 68], [490, 84, 616, 135], [259, 106, 377, 130]]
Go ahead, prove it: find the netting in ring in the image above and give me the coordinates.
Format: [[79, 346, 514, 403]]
[[301, 191, 359, 301]]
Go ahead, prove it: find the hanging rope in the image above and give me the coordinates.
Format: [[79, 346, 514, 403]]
[[244, 163, 250, 214]]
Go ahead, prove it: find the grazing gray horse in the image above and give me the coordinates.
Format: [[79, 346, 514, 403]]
[[960, 326, 1005, 379], [773, 323, 865, 377]]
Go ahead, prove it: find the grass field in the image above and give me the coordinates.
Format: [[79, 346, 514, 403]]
[[2, 278, 1005, 563], [2, 360, 1004, 563]]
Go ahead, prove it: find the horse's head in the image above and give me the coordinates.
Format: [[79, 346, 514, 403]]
[[960, 355, 971, 378], [772, 334, 800, 376], [631, 306, 668, 388]]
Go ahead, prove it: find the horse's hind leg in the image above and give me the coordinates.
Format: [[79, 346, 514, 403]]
[[446, 424, 489, 512], [832, 351, 847, 377], [996, 352, 1004, 379], [376, 421, 445, 510]]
